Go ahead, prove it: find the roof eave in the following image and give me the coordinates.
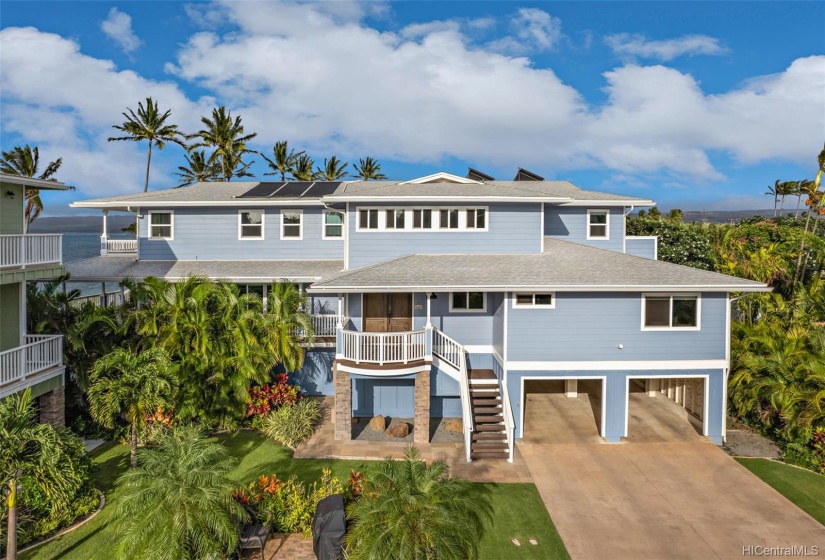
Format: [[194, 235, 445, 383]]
[[307, 284, 772, 293], [1, 175, 70, 190], [69, 200, 325, 208]]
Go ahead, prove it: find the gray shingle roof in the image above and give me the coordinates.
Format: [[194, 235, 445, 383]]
[[65, 257, 343, 283], [71, 179, 651, 207], [309, 238, 769, 293]]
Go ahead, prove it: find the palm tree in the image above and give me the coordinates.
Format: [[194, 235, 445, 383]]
[[262, 141, 304, 180], [222, 143, 255, 180], [189, 106, 258, 181], [793, 145, 825, 288], [1, 389, 84, 560], [292, 154, 315, 181], [765, 181, 779, 217], [1, 145, 63, 233], [267, 280, 313, 372], [108, 97, 185, 192], [313, 156, 349, 181], [112, 425, 244, 560], [87, 346, 175, 468], [352, 157, 386, 181], [345, 446, 491, 560], [174, 150, 219, 187]]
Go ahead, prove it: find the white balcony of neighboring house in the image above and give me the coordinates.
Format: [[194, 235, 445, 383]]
[[0, 335, 64, 399], [0, 234, 62, 269], [98, 209, 137, 256]]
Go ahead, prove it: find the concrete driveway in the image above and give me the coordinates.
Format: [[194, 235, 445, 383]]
[[519, 442, 825, 559]]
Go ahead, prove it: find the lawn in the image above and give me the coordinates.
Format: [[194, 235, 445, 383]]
[[736, 458, 825, 526], [22, 431, 568, 560]]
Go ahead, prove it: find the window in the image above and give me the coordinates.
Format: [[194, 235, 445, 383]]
[[440, 209, 459, 229], [643, 295, 699, 329], [148, 211, 173, 239], [450, 291, 486, 312], [385, 209, 406, 229], [239, 210, 264, 239], [514, 293, 555, 308], [358, 209, 378, 230], [281, 210, 302, 239], [413, 209, 433, 229], [587, 210, 609, 239], [323, 211, 344, 238], [466, 208, 486, 229]]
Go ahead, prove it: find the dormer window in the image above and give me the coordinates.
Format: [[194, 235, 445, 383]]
[[587, 210, 609, 239]]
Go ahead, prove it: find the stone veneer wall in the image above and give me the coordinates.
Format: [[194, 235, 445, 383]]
[[39, 386, 65, 427], [334, 367, 351, 441], [414, 369, 430, 444]]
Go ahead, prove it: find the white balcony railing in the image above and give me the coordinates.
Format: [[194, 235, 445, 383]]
[[0, 234, 62, 268], [71, 290, 130, 308], [106, 239, 137, 253], [0, 335, 63, 388], [340, 330, 426, 365]]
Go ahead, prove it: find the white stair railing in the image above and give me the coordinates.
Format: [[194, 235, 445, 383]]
[[432, 329, 474, 462], [500, 378, 516, 462]]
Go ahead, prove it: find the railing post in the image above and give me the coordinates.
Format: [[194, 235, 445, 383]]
[[19, 235, 25, 269], [336, 326, 344, 360], [379, 334, 384, 365], [19, 344, 27, 381], [425, 325, 433, 361]]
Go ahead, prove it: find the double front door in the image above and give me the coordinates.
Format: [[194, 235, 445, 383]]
[[364, 293, 412, 332]]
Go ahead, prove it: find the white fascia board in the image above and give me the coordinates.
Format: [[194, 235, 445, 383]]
[[556, 200, 656, 207], [399, 172, 482, 184], [1, 174, 69, 190], [307, 284, 772, 293], [506, 359, 728, 371], [70, 200, 325, 208], [321, 196, 572, 203]]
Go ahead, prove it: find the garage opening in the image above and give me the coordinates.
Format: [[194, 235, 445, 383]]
[[626, 378, 705, 442], [522, 379, 603, 443]]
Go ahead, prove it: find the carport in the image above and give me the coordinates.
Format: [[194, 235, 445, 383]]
[[521, 377, 605, 443], [625, 376, 706, 442]]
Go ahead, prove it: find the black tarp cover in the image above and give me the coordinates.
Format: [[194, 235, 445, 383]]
[[313, 493, 346, 559]]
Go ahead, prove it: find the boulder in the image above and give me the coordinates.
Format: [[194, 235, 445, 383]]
[[443, 418, 463, 433], [385, 422, 410, 438], [367, 415, 386, 432]]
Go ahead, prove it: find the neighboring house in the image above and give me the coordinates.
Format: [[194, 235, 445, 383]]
[[0, 173, 67, 425], [69, 170, 769, 461]]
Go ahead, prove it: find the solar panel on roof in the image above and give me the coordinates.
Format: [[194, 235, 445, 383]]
[[514, 168, 544, 181], [270, 181, 314, 197], [237, 182, 287, 198], [467, 168, 495, 181], [304, 181, 341, 197]]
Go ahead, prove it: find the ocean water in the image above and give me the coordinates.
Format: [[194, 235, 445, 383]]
[[62, 233, 133, 296]]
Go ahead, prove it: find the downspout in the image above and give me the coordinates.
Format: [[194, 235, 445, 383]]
[[623, 205, 635, 254]]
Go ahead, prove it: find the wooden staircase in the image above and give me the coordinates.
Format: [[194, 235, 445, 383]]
[[468, 369, 509, 460]]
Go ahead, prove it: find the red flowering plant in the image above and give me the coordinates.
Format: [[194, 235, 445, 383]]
[[246, 374, 302, 426]]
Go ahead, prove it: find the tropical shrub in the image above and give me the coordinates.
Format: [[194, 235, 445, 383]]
[[261, 398, 321, 449], [246, 374, 301, 418], [626, 216, 716, 270], [345, 446, 491, 560], [783, 443, 824, 474], [112, 425, 244, 560], [233, 469, 344, 536]]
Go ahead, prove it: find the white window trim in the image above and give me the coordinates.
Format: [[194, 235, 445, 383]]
[[411, 208, 435, 231], [354, 207, 489, 232], [238, 209, 265, 240], [147, 210, 174, 240], [512, 293, 556, 309], [449, 291, 487, 313], [641, 293, 701, 331], [280, 209, 303, 240], [586, 209, 610, 240], [322, 210, 345, 240]]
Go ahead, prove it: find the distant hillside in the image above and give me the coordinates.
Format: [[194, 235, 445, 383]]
[[679, 210, 779, 224], [29, 215, 135, 233]]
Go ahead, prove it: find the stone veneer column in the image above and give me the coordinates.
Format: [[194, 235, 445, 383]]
[[414, 369, 430, 444], [39, 386, 65, 427], [334, 366, 351, 441]]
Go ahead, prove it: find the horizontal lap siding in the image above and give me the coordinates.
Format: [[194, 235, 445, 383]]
[[507, 292, 726, 361], [347, 203, 541, 269], [544, 206, 624, 253], [626, 237, 657, 259], [138, 207, 343, 260], [289, 349, 335, 395], [411, 292, 500, 346]]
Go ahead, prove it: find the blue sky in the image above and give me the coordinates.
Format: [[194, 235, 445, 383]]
[[1, 1, 823, 215]]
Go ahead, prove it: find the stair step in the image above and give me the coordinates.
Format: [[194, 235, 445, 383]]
[[471, 442, 509, 451], [470, 389, 501, 395], [472, 398, 502, 406], [471, 451, 509, 460], [474, 415, 504, 424], [472, 432, 507, 442], [472, 406, 502, 414], [469, 378, 499, 385], [468, 369, 497, 380], [474, 424, 506, 432]]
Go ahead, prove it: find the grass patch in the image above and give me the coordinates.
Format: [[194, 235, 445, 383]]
[[22, 431, 566, 559], [736, 458, 825, 526]]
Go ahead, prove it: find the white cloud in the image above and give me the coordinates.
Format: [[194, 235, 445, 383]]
[[100, 8, 142, 55], [488, 8, 563, 54], [1, 1, 823, 207], [604, 33, 727, 61]]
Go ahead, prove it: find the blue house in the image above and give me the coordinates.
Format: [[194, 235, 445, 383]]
[[69, 170, 768, 461]]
